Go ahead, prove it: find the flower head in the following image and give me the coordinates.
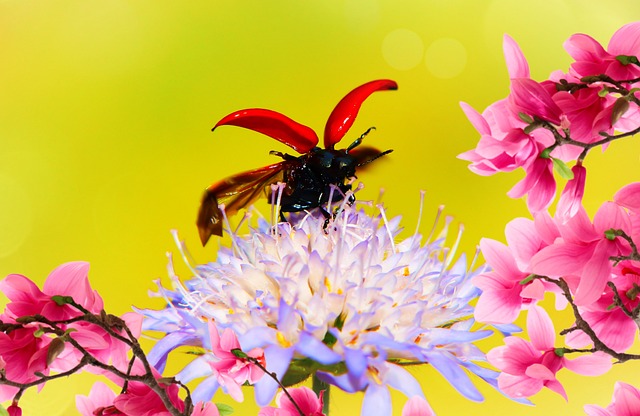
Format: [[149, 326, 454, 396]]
[[139, 198, 497, 415]]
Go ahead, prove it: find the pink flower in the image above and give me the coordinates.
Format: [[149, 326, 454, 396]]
[[401, 396, 435, 416], [474, 215, 562, 324], [190, 402, 221, 416], [77, 381, 220, 416], [76, 382, 122, 416], [0, 262, 103, 323], [258, 386, 324, 416], [532, 202, 632, 305], [556, 164, 587, 222], [208, 324, 264, 399], [487, 305, 611, 399], [565, 263, 640, 353], [565, 22, 640, 80], [0, 326, 51, 401], [551, 83, 617, 145], [507, 150, 556, 213], [509, 78, 564, 125], [177, 322, 264, 403], [584, 381, 640, 416]]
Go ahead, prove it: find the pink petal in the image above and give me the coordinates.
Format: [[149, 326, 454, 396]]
[[503, 34, 530, 78], [527, 305, 555, 351], [509, 78, 563, 125], [593, 202, 632, 235], [524, 363, 555, 381], [574, 240, 615, 306], [474, 284, 523, 324], [530, 242, 592, 278], [520, 279, 546, 301], [563, 352, 611, 376], [564, 33, 607, 62], [613, 382, 640, 416], [614, 182, 640, 213], [402, 396, 435, 416], [75, 382, 117, 416], [505, 217, 541, 271], [0, 274, 44, 303], [497, 373, 543, 399], [608, 22, 640, 55], [280, 387, 323, 415], [583, 404, 613, 416], [545, 379, 568, 400], [556, 165, 587, 222], [487, 337, 539, 374], [479, 238, 522, 277], [533, 211, 561, 245], [43, 262, 104, 312], [460, 102, 491, 135]]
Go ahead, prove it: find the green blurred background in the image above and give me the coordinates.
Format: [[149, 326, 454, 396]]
[[2, 0, 640, 414]]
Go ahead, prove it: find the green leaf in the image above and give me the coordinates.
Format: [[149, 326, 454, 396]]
[[554, 347, 566, 357], [281, 358, 318, 386], [539, 148, 552, 159], [598, 87, 609, 97], [34, 328, 45, 337], [604, 229, 618, 241], [216, 403, 234, 416], [518, 112, 534, 123], [51, 295, 75, 306], [322, 331, 337, 347], [552, 158, 574, 180], [0, 404, 8, 416], [230, 348, 248, 359], [616, 55, 640, 66]]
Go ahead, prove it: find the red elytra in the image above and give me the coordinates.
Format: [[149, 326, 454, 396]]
[[213, 79, 398, 153]]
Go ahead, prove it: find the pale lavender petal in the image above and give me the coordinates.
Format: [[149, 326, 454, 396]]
[[385, 364, 424, 399], [362, 383, 392, 416], [190, 376, 220, 404], [296, 332, 342, 365], [426, 351, 483, 401], [254, 346, 294, 406]]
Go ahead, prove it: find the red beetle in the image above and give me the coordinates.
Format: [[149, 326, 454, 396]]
[[197, 79, 398, 245]]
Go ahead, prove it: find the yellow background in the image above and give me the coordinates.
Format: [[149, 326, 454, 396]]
[[2, 0, 640, 414]]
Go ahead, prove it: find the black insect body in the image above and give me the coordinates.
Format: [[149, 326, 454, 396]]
[[197, 80, 397, 245]]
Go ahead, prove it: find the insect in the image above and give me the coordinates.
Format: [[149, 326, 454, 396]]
[[197, 79, 398, 245]]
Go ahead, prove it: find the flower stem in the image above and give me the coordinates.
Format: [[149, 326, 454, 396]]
[[312, 373, 330, 415]]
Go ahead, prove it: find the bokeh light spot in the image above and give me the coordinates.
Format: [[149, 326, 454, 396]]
[[382, 28, 424, 70]]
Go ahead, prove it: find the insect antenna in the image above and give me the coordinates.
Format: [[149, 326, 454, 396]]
[[356, 149, 393, 167], [346, 126, 376, 152]]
